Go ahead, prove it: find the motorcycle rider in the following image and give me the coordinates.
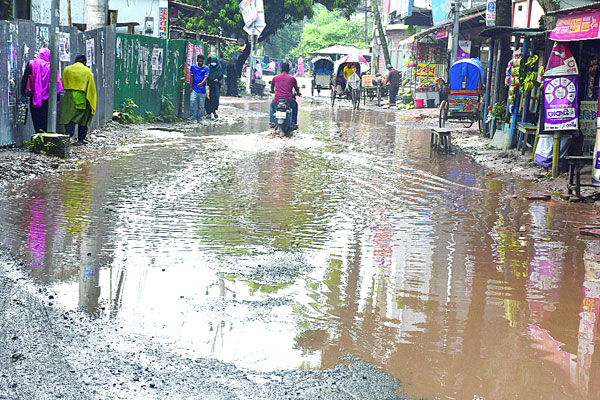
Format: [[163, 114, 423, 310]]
[[270, 62, 301, 129]]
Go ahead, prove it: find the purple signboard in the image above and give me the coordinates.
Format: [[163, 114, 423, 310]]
[[543, 75, 579, 131]]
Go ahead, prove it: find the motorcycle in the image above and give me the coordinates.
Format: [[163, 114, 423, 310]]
[[273, 99, 296, 137]]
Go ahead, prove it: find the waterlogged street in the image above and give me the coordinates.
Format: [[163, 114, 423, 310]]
[[1, 97, 600, 399]]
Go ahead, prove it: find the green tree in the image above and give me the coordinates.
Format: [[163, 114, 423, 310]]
[[263, 21, 304, 60], [181, 0, 361, 41], [0, 0, 12, 20], [292, 4, 368, 57]]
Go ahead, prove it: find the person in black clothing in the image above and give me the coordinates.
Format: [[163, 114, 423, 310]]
[[226, 56, 239, 97]]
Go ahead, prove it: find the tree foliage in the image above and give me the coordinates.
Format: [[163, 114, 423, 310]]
[[292, 4, 368, 58], [0, 0, 12, 20], [181, 0, 361, 41], [263, 21, 304, 60]]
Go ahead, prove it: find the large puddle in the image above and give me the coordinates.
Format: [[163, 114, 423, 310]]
[[1, 99, 599, 399]]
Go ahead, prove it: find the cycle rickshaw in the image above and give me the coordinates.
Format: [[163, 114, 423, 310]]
[[311, 56, 334, 96], [438, 58, 484, 131], [331, 55, 369, 110]]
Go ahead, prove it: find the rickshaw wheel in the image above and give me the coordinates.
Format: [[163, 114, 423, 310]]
[[331, 86, 335, 107], [477, 103, 484, 134], [352, 88, 360, 110], [439, 100, 448, 128]]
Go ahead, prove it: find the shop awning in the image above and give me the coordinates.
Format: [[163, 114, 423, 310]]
[[548, 8, 600, 41], [413, 10, 485, 41], [480, 26, 544, 38]]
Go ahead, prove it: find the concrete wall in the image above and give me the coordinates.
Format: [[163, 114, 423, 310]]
[[110, 0, 169, 37], [30, 0, 86, 25], [512, 0, 544, 29], [29, 0, 168, 36], [0, 20, 115, 146]]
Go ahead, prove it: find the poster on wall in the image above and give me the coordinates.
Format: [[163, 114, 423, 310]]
[[457, 41, 471, 60], [36, 26, 49, 51], [432, 0, 449, 27], [86, 38, 95, 67], [543, 76, 579, 131], [151, 48, 163, 71], [59, 32, 71, 62], [195, 46, 203, 60], [186, 42, 194, 83], [580, 101, 598, 138], [159, 7, 168, 39], [7, 23, 18, 109]]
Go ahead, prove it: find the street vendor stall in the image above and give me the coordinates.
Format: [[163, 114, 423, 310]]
[[528, 6, 600, 181], [411, 36, 447, 108]]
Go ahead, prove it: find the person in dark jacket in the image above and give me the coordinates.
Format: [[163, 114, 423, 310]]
[[385, 64, 400, 106], [205, 55, 223, 118], [226, 53, 239, 97]]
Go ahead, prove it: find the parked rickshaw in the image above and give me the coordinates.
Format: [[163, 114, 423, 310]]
[[311, 56, 334, 96], [438, 58, 484, 131], [331, 55, 369, 110]]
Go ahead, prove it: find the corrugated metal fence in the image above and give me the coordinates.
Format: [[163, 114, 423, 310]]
[[0, 20, 115, 146], [0, 22, 208, 146], [113, 34, 207, 119]]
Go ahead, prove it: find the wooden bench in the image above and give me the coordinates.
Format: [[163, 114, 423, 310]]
[[517, 122, 537, 154], [566, 155, 595, 198], [431, 128, 453, 153]]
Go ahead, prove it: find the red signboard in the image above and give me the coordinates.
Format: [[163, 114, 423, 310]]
[[186, 42, 194, 83], [549, 9, 600, 41], [159, 7, 168, 39]]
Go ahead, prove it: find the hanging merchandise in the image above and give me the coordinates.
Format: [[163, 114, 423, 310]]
[[506, 50, 521, 114], [543, 42, 579, 131], [593, 101, 600, 185]]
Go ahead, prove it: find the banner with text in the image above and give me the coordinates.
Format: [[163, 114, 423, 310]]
[[432, 0, 449, 27], [543, 75, 579, 131]]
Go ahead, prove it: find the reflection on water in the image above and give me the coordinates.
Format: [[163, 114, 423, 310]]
[[1, 101, 599, 398]]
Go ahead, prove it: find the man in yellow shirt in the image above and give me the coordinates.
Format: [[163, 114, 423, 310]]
[[343, 63, 357, 80], [59, 54, 97, 145]]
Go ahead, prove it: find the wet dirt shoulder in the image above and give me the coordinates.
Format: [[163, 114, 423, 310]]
[[0, 104, 253, 191], [452, 131, 600, 201], [0, 251, 406, 400]]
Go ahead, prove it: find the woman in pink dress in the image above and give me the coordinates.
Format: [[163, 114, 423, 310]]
[[295, 55, 305, 77]]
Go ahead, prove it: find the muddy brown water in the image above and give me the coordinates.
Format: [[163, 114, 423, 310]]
[[1, 99, 599, 399]]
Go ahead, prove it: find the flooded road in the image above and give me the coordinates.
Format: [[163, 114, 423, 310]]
[[1, 98, 600, 399]]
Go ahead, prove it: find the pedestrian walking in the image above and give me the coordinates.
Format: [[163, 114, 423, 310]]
[[385, 64, 400, 106], [295, 55, 305, 77], [226, 54, 239, 97], [190, 54, 209, 122], [20, 48, 63, 134], [59, 54, 97, 145], [205, 55, 223, 119], [253, 59, 263, 81], [219, 54, 227, 74]]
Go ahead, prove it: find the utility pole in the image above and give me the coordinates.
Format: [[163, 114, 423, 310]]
[[451, 1, 461, 63], [67, 0, 72, 26], [372, 0, 390, 68], [246, 35, 255, 94], [86, 0, 108, 30], [47, 0, 60, 133]]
